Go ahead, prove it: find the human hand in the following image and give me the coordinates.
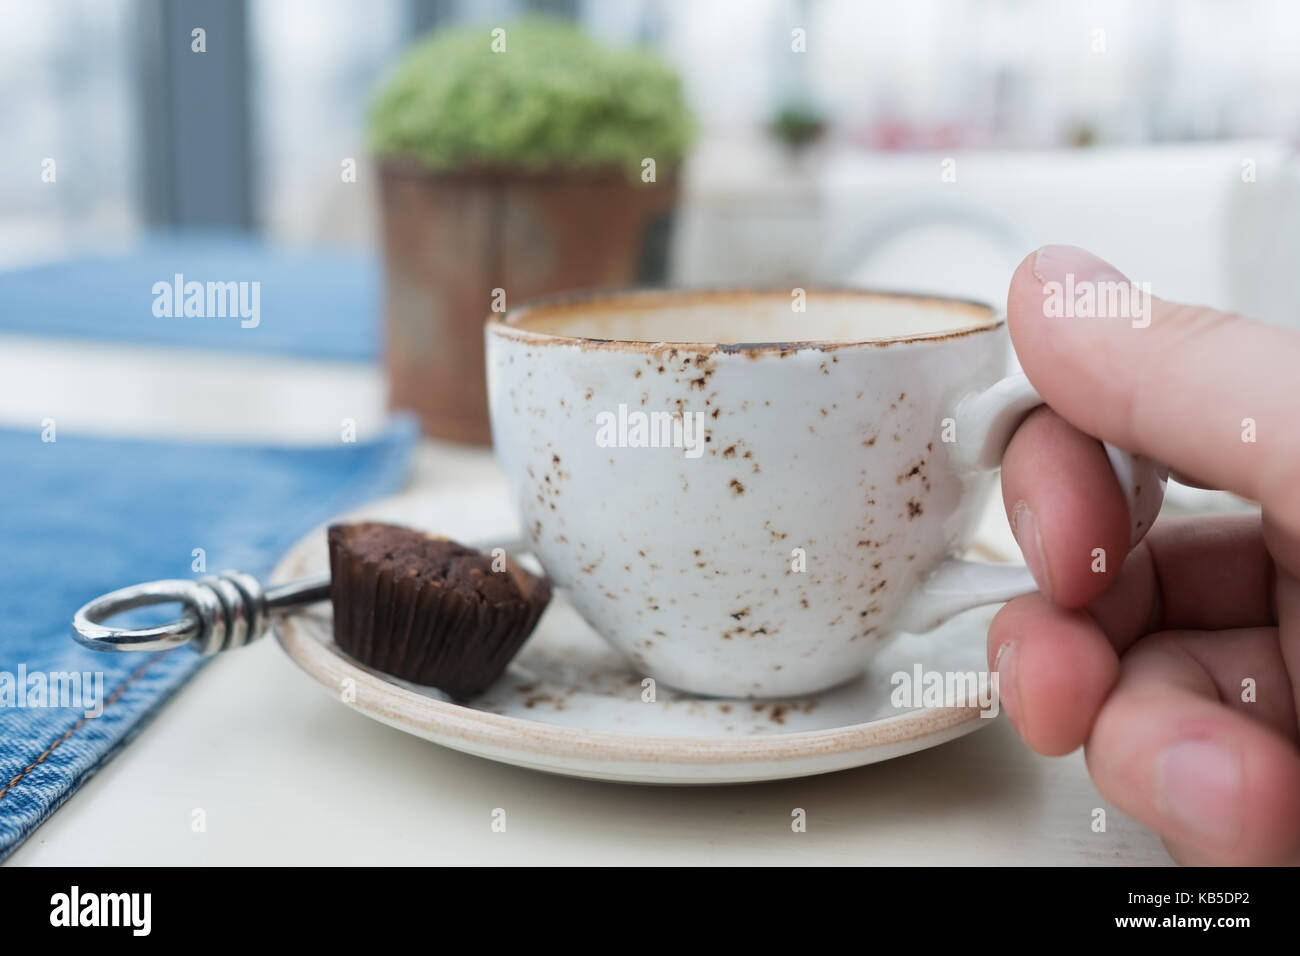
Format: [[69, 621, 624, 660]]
[[991, 244, 1300, 865]]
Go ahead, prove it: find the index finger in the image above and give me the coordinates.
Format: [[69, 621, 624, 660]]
[[1008, 245, 1300, 540]]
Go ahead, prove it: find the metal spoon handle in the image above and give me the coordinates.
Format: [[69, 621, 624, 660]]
[[72, 571, 331, 656], [71, 536, 528, 656]]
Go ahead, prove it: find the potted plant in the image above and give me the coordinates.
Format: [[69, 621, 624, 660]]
[[770, 102, 826, 155], [368, 18, 693, 444]]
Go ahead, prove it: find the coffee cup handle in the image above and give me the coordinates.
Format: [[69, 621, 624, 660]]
[[892, 371, 1168, 634]]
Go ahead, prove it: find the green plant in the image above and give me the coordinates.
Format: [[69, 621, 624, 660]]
[[368, 18, 693, 173], [770, 103, 826, 149]]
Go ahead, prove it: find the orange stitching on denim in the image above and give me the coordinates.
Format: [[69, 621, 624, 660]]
[[0, 653, 164, 803]]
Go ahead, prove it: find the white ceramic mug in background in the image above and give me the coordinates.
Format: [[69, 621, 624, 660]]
[[486, 290, 1165, 698]]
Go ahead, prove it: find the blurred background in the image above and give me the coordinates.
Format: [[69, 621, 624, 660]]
[[1, 0, 1298, 450]]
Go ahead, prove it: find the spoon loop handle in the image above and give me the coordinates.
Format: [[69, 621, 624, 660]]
[[71, 572, 331, 655]]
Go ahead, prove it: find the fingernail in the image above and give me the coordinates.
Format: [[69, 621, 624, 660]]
[[1032, 244, 1130, 287], [1155, 740, 1244, 847], [1011, 501, 1052, 600], [993, 641, 1021, 730]]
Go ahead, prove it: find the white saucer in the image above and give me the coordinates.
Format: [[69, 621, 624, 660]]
[[271, 485, 1009, 784]]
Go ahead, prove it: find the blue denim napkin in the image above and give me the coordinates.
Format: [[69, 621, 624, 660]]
[[0, 419, 416, 859], [0, 234, 380, 361]]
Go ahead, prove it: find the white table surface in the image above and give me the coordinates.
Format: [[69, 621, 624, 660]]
[[1, 334, 1172, 865]]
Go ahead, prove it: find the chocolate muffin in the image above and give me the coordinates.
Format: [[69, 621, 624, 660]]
[[327, 522, 551, 698]]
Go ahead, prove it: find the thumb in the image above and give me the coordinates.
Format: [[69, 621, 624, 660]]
[[1007, 244, 1300, 541]]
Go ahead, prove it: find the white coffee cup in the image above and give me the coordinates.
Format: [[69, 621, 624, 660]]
[[486, 289, 1165, 698]]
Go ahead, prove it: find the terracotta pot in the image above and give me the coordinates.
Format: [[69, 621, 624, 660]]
[[376, 161, 679, 444]]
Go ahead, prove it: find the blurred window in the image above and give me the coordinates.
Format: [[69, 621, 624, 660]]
[[0, 0, 139, 261], [249, 0, 406, 243]]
